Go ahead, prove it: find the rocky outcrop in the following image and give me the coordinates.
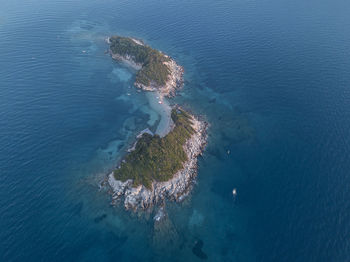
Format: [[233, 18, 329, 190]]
[[108, 115, 208, 211]]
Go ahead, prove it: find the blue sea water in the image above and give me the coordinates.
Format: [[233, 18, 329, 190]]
[[1, 0, 350, 261]]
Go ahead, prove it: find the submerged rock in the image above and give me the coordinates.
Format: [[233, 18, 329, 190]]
[[94, 213, 107, 223], [153, 206, 166, 222], [152, 209, 180, 253], [192, 239, 208, 260]]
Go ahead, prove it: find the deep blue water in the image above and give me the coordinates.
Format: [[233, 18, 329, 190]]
[[1, 0, 350, 261]]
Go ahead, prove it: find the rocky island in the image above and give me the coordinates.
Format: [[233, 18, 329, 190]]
[[105, 35, 207, 213], [107, 35, 184, 97]]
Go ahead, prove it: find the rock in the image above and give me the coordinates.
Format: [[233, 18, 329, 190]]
[[192, 239, 208, 260], [153, 206, 166, 222], [94, 214, 107, 223]]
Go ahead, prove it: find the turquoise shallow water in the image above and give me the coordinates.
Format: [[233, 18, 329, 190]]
[[1, 0, 350, 261]]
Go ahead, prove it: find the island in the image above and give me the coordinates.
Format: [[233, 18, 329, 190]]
[[107, 35, 184, 97], [105, 35, 208, 213]]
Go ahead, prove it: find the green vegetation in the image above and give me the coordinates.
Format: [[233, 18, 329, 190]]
[[114, 108, 195, 189], [109, 36, 170, 86]]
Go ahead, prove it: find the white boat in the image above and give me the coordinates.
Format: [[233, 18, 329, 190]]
[[158, 100, 162, 104], [232, 188, 237, 196]]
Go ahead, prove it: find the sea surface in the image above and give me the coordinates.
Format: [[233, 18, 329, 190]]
[[1, 0, 350, 261]]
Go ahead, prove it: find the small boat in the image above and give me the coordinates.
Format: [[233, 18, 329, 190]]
[[82, 50, 86, 53], [127, 93, 131, 96], [158, 100, 162, 104], [232, 188, 237, 196], [227, 150, 230, 155]]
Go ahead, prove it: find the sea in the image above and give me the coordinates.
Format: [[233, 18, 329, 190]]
[[1, 0, 350, 261]]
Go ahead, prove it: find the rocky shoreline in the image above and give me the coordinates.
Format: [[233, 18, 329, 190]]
[[107, 114, 208, 212]]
